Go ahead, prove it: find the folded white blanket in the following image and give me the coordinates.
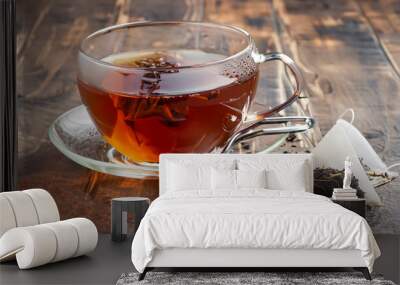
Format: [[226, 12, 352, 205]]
[[131, 190, 380, 273]]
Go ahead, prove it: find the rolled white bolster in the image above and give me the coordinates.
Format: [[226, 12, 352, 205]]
[[0, 196, 17, 237], [23, 189, 60, 224], [42, 221, 79, 263], [64, 218, 98, 257], [0, 218, 98, 269], [0, 226, 57, 269], [1, 192, 39, 227]]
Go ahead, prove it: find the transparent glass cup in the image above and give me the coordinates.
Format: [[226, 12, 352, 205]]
[[78, 21, 312, 163]]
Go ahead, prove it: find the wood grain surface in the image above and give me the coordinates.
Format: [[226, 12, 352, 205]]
[[16, 0, 400, 232]]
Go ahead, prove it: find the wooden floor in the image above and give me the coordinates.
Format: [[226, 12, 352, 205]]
[[16, 0, 400, 232]]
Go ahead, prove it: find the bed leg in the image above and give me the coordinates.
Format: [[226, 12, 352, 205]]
[[138, 268, 148, 281], [354, 267, 371, 280]]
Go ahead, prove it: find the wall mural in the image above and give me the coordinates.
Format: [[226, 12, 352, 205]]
[[16, 0, 400, 234]]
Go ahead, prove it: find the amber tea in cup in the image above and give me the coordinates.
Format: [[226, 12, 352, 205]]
[[78, 22, 302, 163]]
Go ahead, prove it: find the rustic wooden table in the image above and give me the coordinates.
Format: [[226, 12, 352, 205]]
[[16, 0, 400, 232]]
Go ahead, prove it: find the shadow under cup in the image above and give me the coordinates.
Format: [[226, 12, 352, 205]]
[[77, 22, 261, 163]]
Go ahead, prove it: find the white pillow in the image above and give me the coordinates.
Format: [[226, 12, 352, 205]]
[[238, 157, 312, 192], [266, 162, 307, 191], [236, 169, 267, 189], [211, 168, 267, 190], [167, 163, 212, 191], [211, 168, 236, 190]]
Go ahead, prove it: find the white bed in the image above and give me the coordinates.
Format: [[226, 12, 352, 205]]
[[131, 154, 380, 280]]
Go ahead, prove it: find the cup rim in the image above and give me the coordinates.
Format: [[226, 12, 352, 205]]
[[79, 21, 254, 71]]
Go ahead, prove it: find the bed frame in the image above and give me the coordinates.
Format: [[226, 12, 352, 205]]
[[139, 154, 372, 281], [139, 248, 371, 280]]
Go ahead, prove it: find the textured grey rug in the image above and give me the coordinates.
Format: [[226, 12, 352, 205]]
[[116, 272, 395, 285]]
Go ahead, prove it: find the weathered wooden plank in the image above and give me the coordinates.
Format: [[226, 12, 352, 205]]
[[17, 0, 131, 232], [273, 0, 400, 233], [357, 0, 400, 78], [204, 0, 317, 152], [204, 0, 297, 114], [356, 0, 400, 233], [274, 0, 400, 160], [17, 0, 116, 156], [16, 0, 205, 232]]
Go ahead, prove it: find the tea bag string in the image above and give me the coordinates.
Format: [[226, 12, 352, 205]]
[[338, 108, 399, 177], [383, 163, 400, 180], [338, 108, 355, 124], [386, 163, 400, 173]]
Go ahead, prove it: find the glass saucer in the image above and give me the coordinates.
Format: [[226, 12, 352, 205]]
[[49, 105, 288, 179]]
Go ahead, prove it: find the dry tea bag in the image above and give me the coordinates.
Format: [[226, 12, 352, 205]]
[[335, 119, 399, 187], [313, 124, 381, 206], [311, 109, 399, 206]]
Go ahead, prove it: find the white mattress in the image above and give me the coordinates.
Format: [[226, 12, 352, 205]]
[[131, 190, 380, 273]]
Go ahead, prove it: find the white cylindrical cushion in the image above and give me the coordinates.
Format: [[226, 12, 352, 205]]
[[42, 221, 79, 262], [1, 192, 39, 227], [0, 226, 57, 269], [0, 196, 16, 237], [23, 189, 60, 224], [65, 218, 98, 257], [0, 218, 97, 269]]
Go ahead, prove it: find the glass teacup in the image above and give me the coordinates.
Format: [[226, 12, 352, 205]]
[[78, 21, 305, 163]]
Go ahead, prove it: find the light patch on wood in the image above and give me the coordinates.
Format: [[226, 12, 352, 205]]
[[25, 17, 89, 100], [357, 0, 400, 79], [17, 2, 51, 58], [115, 0, 132, 24]]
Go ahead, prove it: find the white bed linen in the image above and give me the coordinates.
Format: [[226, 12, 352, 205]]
[[131, 190, 380, 273]]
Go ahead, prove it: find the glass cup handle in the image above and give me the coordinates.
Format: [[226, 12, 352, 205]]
[[249, 52, 304, 121], [221, 116, 315, 153], [221, 53, 313, 153]]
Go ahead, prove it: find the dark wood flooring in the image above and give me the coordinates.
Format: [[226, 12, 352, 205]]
[[0, 234, 398, 285]]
